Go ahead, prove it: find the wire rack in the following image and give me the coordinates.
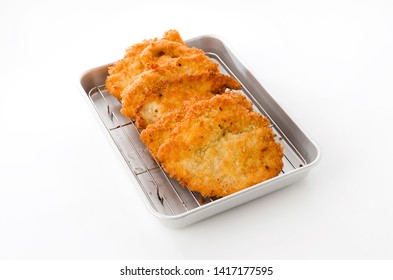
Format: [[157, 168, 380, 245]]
[[87, 56, 306, 216]]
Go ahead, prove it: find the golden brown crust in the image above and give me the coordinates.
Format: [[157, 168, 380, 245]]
[[135, 72, 241, 128], [105, 30, 186, 100], [140, 40, 204, 69], [140, 108, 185, 158], [161, 29, 185, 45], [107, 29, 240, 123], [105, 40, 151, 100], [120, 56, 238, 122], [155, 93, 283, 197], [140, 92, 253, 159], [120, 68, 175, 120]]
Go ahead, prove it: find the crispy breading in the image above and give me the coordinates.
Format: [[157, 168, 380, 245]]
[[155, 93, 284, 198], [169, 54, 220, 73], [120, 68, 178, 120], [120, 55, 229, 121], [140, 92, 252, 159], [105, 30, 185, 100], [135, 72, 241, 128], [160, 29, 185, 45], [105, 40, 151, 100], [140, 108, 185, 158], [140, 40, 205, 69]]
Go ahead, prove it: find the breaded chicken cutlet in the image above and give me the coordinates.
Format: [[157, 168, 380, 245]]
[[106, 29, 240, 127], [141, 93, 284, 197], [120, 55, 229, 123], [140, 92, 254, 158], [105, 30, 185, 100], [131, 72, 240, 128]]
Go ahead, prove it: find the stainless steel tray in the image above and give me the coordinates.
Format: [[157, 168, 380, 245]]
[[79, 35, 320, 227]]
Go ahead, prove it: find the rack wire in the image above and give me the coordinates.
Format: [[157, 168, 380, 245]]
[[87, 58, 306, 216]]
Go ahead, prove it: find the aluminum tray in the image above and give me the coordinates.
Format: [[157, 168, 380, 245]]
[[79, 35, 320, 227]]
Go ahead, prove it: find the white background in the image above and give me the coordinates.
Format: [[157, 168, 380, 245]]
[[0, 0, 392, 260]]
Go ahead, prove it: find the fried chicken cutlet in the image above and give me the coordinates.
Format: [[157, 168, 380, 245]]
[[135, 72, 241, 128], [154, 93, 284, 198], [120, 58, 238, 125], [140, 92, 253, 159], [105, 30, 185, 100]]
